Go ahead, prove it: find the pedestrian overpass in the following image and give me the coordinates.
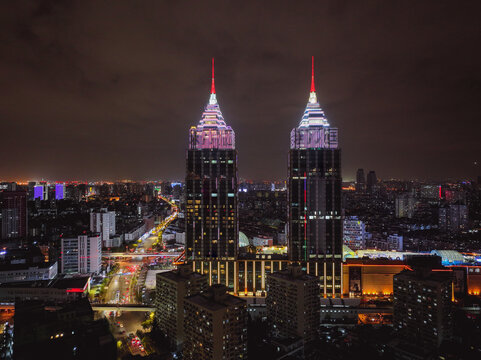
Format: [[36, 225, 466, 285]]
[[92, 303, 155, 312]]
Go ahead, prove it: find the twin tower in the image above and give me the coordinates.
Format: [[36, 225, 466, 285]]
[[185, 58, 343, 297]]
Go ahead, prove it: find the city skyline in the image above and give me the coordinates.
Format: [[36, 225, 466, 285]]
[[1, 2, 481, 182]]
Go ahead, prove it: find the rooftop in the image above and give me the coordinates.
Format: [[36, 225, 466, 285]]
[[185, 284, 245, 312], [0, 274, 90, 291]]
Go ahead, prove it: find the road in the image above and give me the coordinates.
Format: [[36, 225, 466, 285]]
[[104, 259, 141, 305], [95, 194, 180, 356]]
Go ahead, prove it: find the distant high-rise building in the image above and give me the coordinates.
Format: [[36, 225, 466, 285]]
[[186, 59, 238, 263], [60, 234, 102, 274], [420, 184, 441, 201], [288, 57, 342, 297], [155, 264, 207, 349], [183, 284, 247, 359], [366, 170, 377, 194], [438, 204, 468, 232], [355, 168, 365, 192], [90, 209, 116, 247], [55, 183, 65, 200], [395, 193, 417, 218], [1, 190, 27, 240], [33, 183, 48, 200], [387, 234, 403, 251], [266, 264, 320, 342], [343, 216, 366, 250], [393, 256, 453, 355], [0, 182, 17, 191], [27, 182, 36, 200]]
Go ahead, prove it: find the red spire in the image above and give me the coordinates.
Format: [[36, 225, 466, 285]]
[[310, 56, 315, 93], [211, 57, 216, 94]]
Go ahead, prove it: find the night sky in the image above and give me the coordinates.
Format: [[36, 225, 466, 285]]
[[1, 1, 480, 182]]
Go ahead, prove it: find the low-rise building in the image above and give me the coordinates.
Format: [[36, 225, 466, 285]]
[[0, 275, 90, 303], [0, 261, 57, 284]]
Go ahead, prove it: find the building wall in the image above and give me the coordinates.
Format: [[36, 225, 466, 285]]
[[342, 263, 408, 296], [1, 190, 27, 240], [266, 270, 320, 342], [155, 270, 207, 348], [185, 148, 238, 261], [0, 262, 58, 283], [61, 235, 101, 274], [288, 148, 343, 297]]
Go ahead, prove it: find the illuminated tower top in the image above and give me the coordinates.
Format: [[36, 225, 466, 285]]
[[291, 56, 338, 149], [189, 58, 235, 150]]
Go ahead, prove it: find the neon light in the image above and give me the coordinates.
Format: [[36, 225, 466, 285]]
[[310, 56, 315, 92], [55, 183, 65, 200], [34, 185, 43, 200], [211, 57, 215, 94], [66, 288, 85, 293]]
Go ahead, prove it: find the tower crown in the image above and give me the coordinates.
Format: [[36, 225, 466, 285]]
[[189, 58, 235, 150], [299, 56, 329, 128], [290, 57, 338, 149]]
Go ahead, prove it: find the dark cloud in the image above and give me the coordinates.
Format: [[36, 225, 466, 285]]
[[0, 0, 480, 181]]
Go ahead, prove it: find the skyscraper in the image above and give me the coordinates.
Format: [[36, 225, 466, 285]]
[[0, 190, 27, 240], [366, 170, 377, 194], [33, 182, 49, 200], [395, 193, 417, 218], [355, 168, 365, 192], [288, 57, 343, 297], [186, 59, 238, 266], [55, 183, 65, 200]]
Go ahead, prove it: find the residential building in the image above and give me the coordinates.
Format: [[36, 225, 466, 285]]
[[155, 264, 207, 348], [343, 216, 366, 250], [183, 284, 247, 360], [395, 193, 417, 218], [90, 209, 116, 247], [387, 234, 403, 251], [266, 264, 320, 342], [393, 256, 453, 356], [60, 235, 102, 274], [438, 204, 468, 232]]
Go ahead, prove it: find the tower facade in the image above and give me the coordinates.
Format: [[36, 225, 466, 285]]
[[186, 59, 238, 264], [288, 57, 343, 297]]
